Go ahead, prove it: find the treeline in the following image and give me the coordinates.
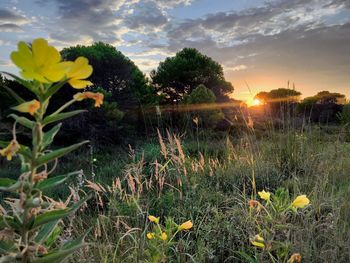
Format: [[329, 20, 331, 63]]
[[255, 88, 348, 123], [0, 42, 348, 145]]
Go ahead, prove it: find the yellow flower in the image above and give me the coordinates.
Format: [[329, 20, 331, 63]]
[[73, 92, 104, 107], [288, 253, 302, 263], [0, 140, 20, 161], [160, 232, 168, 241], [258, 190, 271, 201], [250, 234, 265, 249], [12, 100, 40, 116], [63, 57, 93, 89], [292, 195, 310, 209], [148, 215, 160, 224], [11, 38, 66, 83], [146, 233, 155, 240], [178, 220, 193, 231]]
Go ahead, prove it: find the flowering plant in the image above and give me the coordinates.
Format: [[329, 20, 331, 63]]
[[246, 188, 310, 263], [146, 215, 193, 262], [0, 38, 103, 262]]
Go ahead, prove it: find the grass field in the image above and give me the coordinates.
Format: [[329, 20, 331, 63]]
[[3, 121, 348, 262]]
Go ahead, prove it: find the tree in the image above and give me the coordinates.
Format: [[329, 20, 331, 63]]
[[183, 84, 224, 128], [58, 42, 159, 142], [255, 88, 302, 117], [298, 91, 346, 123], [150, 48, 233, 103], [255, 88, 301, 103], [61, 42, 157, 108]]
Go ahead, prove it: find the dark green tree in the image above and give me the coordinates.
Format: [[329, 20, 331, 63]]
[[150, 48, 233, 103], [255, 88, 301, 103], [183, 84, 224, 128], [298, 91, 346, 123], [255, 88, 302, 117], [61, 42, 157, 107]]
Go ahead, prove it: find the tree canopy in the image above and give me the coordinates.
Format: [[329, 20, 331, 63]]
[[255, 88, 302, 103], [150, 48, 233, 103], [61, 42, 157, 108]]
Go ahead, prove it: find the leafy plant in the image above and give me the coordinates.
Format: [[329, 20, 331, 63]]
[[146, 215, 193, 263], [0, 38, 104, 262]]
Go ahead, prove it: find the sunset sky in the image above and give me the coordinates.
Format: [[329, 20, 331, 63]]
[[0, 0, 349, 102]]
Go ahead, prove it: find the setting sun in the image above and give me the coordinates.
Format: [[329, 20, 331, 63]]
[[246, 97, 263, 107]]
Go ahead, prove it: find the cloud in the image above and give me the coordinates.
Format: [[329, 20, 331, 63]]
[[225, 65, 248, 72], [0, 23, 22, 32], [0, 8, 29, 33], [0, 8, 28, 24], [123, 2, 168, 30]]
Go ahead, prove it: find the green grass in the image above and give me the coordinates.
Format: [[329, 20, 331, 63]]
[[1, 124, 350, 262]]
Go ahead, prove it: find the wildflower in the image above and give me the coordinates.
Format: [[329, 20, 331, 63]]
[[0, 140, 20, 161], [10, 38, 66, 83], [178, 220, 193, 231], [250, 234, 265, 249], [288, 253, 302, 263], [292, 195, 310, 209], [63, 57, 93, 89], [148, 215, 160, 224], [160, 232, 168, 241], [249, 199, 259, 209], [12, 100, 40, 116], [73, 92, 104, 107], [258, 190, 271, 201], [146, 233, 155, 240]]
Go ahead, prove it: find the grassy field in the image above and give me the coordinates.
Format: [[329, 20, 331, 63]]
[[3, 122, 349, 262]]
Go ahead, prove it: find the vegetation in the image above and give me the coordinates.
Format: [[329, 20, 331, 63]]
[[1, 39, 350, 263], [150, 48, 233, 103]]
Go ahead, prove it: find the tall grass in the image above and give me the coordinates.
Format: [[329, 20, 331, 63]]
[[2, 116, 349, 262]]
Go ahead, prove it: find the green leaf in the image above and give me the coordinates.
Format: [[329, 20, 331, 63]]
[[8, 113, 34, 129], [35, 141, 89, 166], [44, 225, 61, 248], [32, 209, 70, 229], [0, 178, 21, 192], [32, 195, 91, 229], [0, 178, 16, 187], [1, 84, 25, 103], [42, 80, 68, 100], [0, 240, 16, 255], [35, 171, 81, 191], [34, 220, 60, 244], [0, 215, 21, 231], [42, 123, 62, 148], [1, 72, 38, 95], [42, 110, 87, 126], [31, 243, 85, 263]]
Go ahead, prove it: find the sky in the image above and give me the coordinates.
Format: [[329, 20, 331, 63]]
[[0, 0, 349, 102]]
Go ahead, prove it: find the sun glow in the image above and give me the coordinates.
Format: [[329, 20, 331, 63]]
[[246, 98, 263, 107]]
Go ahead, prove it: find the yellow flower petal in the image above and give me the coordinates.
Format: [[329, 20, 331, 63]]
[[65, 57, 93, 89], [10, 38, 66, 83], [178, 220, 193, 231], [148, 215, 160, 224], [13, 100, 40, 116], [160, 232, 167, 241], [0, 140, 20, 161], [68, 79, 93, 89], [73, 92, 104, 107], [258, 190, 271, 201], [251, 234, 265, 249], [146, 233, 155, 240], [292, 195, 310, 209]]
